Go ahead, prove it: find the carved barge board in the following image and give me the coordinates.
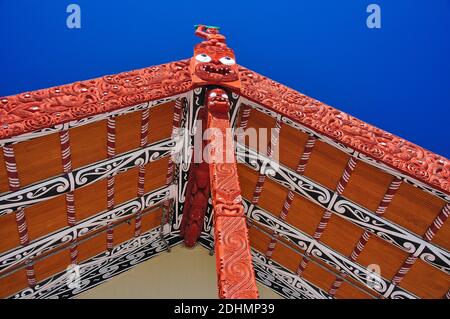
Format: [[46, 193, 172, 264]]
[[1, 68, 448, 198]]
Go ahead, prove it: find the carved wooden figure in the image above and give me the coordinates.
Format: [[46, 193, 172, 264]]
[[182, 25, 259, 298], [206, 88, 259, 299]]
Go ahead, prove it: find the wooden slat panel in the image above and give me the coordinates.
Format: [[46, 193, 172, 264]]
[[74, 180, 107, 221], [244, 109, 276, 156], [335, 282, 373, 299], [284, 193, 324, 237], [70, 120, 107, 169], [13, 133, 63, 186], [0, 213, 20, 254], [356, 235, 409, 280], [383, 182, 446, 237], [141, 208, 163, 233], [113, 219, 136, 246], [399, 259, 450, 298], [34, 249, 71, 283], [0, 268, 28, 298], [301, 260, 336, 293], [270, 240, 302, 273], [432, 217, 450, 250], [248, 226, 272, 254], [320, 214, 365, 257], [148, 102, 175, 144], [143, 157, 169, 193], [115, 111, 142, 154], [25, 193, 67, 241], [278, 124, 309, 171], [258, 178, 289, 218], [303, 140, 350, 190], [114, 167, 139, 206], [0, 147, 9, 193], [342, 161, 394, 211], [77, 232, 107, 262], [237, 163, 260, 200]]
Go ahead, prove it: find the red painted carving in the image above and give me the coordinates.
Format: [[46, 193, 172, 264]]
[[194, 25, 227, 46], [190, 25, 240, 91], [238, 66, 450, 194], [206, 88, 259, 299], [192, 27, 258, 299], [180, 107, 210, 247], [0, 60, 192, 139], [180, 161, 210, 247]]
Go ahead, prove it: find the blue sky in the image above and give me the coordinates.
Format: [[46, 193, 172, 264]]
[[0, 0, 449, 157]]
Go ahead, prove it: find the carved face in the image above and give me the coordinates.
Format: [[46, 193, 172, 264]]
[[206, 89, 230, 114], [192, 43, 239, 84]]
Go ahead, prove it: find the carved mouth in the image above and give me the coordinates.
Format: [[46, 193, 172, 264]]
[[195, 63, 238, 82], [202, 64, 232, 76]]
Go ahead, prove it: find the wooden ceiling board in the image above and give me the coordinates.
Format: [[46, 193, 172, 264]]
[[319, 213, 365, 257], [77, 231, 107, 263], [74, 179, 108, 222], [141, 208, 163, 234], [114, 166, 139, 206], [334, 281, 376, 299], [243, 108, 276, 157], [356, 235, 410, 280], [432, 217, 450, 250], [247, 225, 272, 254], [278, 124, 309, 171], [148, 101, 175, 144], [303, 140, 350, 190], [284, 193, 329, 237], [143, 157, 170, 194], [113, 218, 136, 246], [257, 178, 289, 218], [383, 182, 447, 238], [236, 163, 260, 200], [25, 193, 67, 242], [34, 248, 71, 283], [0, 212, 21, 254], [399, 259, 450, 299], [0, 268, 28, 298], [342, 160, 394, 212], [70, 120, 108, 170], [13, 132, 63, 187], [115, 110, 142, 154]]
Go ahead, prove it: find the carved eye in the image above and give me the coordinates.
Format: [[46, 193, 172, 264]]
[[219, 56, 235, 65], [209, 92, 217, 97], [221, 94, 228, 99], [195, 53, 211, 63]]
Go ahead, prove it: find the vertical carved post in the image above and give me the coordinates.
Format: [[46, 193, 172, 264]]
[[189, 25, 258, 298], [206, 89, 258, 299]]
